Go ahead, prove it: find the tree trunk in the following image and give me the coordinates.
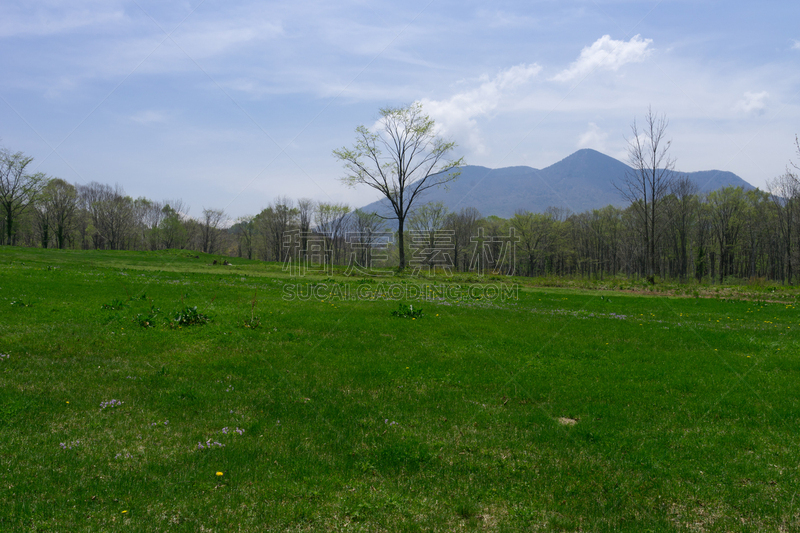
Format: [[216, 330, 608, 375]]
[[397, 216, 405, 271]]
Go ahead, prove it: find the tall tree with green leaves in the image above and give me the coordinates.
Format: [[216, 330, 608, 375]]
[[333, 103, 464, 270]]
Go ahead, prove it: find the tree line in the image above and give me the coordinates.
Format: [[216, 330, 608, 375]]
[[2, 104, 799, 284]]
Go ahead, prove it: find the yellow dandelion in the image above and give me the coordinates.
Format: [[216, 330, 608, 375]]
[[216, 471, 223, 476]]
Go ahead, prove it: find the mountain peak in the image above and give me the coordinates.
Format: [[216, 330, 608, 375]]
[[359, 150, 756, 218]]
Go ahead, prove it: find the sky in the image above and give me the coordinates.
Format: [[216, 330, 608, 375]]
[[1, 0, 799, 219]]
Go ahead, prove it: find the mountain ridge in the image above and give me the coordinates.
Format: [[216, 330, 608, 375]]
[[360, 148, 756, 218]]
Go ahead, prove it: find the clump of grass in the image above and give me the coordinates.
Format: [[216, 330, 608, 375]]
[[101, 298, 127, 310], [171, 306, 210, 327], [455, 499, 478, 519], [241, 291, 261, 329], [391, 302, 423, 318], [135, 305, 160, 328]]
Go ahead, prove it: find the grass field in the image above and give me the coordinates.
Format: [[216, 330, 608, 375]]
[[1, 246, 798, 532]]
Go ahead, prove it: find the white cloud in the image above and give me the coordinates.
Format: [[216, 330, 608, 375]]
[[734, 91, 769, 115], [418, 63, 542, 154], [169, 19, 284, 59], [552, 35, 652, 82], [130, 110, 168, 124], [0, 1, 126, 37], [792, 40, 800, 50], [577, 123, 609, 151]]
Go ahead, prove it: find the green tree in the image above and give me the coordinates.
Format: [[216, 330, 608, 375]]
[[708, 187, 745, 283], [233, 215, 256, 259], [159, 204, 188, 250], [334, 103, 463, 270]]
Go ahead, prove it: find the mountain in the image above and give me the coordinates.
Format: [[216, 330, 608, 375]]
[[359, 149, 756, 218]]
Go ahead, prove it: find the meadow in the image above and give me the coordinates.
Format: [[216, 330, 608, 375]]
[[0, 246, 798, 532]]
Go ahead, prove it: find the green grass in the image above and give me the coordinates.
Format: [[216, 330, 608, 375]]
[[0, 246, 799, 531]]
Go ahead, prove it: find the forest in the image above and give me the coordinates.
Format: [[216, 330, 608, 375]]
[[2, 141, 799, 285]]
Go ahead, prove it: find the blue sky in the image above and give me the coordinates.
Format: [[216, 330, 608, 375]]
[[1, 0, 799, 218]]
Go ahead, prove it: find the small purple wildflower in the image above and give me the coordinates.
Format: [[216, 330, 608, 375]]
[[197, 439, 225, 450], [100, 399, 124, 409], [59, 440, 80, 450], [0, 353, 9, 361], [222, 427, 229, 434], [234, 427, 244, 435]]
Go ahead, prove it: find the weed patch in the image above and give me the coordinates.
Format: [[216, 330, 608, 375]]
[[391, 302, 423, 318], [171, 305, 210, 327]]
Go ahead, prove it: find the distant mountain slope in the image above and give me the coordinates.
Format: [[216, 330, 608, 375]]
[[360, 149, 756, 218]]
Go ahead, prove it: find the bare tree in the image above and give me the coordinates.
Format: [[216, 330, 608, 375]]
[[33, 192, 51, 248], [0, 148, 47, 245], [743, 189, 771, 279], [768, 171, 799, 284], [666, 176, 699, 281], [351, 208, 386, 270], [708, 186, 745, 283], [78, 182, 134, 250], [512, 209, 554, 277], [271, 197, 297, 261], [334, 103, 464, 270], [256, 197, 298, 262], [140, 199, 165, 250], [297, 198, 314, 259], [447, 206, 481, 272], [408, 202, 451, 271], [200, 207, 228, 254], [616, 107, 677, 279], [315, 202, 350, 265], [233, 215, 256, 259]]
